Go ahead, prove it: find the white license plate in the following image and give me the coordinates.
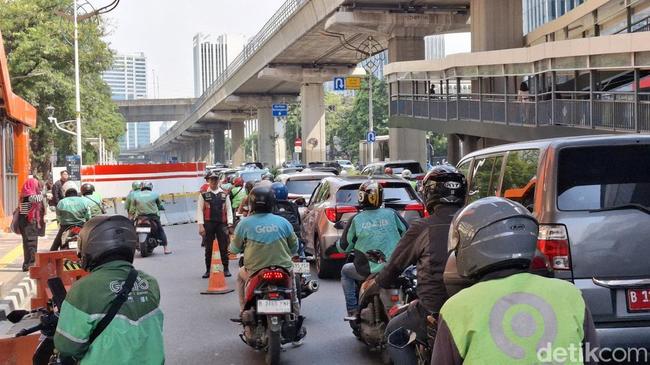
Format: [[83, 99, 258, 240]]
[[136, 227, 151, 233], [68, 241, 78, 249], [257, 299, 291, 314], [292, 262, 310, 274]]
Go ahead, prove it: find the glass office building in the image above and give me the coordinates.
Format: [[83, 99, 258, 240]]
[[523, 0, 586, 34]]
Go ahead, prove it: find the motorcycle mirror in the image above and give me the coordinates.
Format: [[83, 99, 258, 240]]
[[387, 327, 417, 349], [7, 309, 30, 323]]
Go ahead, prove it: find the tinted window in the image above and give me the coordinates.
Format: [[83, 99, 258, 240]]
[[336, 183, 416, 205], [557, 145, 650, 210], [501, 149, 539, 208], [468, 155, 504, 203], [386, 162, 423, 174], [286, 179, 321, 196]]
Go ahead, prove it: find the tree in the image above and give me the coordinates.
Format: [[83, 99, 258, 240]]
[[0, 0, 125, 177], [243, 131, 258, 162]]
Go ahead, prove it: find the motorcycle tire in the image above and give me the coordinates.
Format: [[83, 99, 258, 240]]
[[140, 239, 150, 258], [265, 325, 281, 365]]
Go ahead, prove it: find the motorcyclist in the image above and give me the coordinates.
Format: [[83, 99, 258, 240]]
[[432, 197, 598, 364], [229, 186, 299, 313], [237, 181, 255, 217], [377, 165, 467, 364], [124, 181, 141, 219], [81, 183, 105, 218], [54, 215, 164, 364], [50, 182, 91, 251], [336, 180, 408, 319], [230, 177, 246, 216], [401, 169, 418, 191], [270, 182, 301, 238], [132, 181, 171, 255], [197, 170, 234, 278]]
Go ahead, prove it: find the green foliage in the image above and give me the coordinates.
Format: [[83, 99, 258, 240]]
[[284, 104, 301, 159], [0, 0, 125, 176], [243, 131, 258, 161]]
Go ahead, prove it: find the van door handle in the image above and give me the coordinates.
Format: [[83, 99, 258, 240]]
[[592, 278, 650, 288]]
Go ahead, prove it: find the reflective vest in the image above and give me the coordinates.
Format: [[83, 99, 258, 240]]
[[440, 273, 586, 364], [202, 191, 227, 223]]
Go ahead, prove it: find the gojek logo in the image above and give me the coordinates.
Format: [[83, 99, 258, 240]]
[[489, 292, 557, 360]]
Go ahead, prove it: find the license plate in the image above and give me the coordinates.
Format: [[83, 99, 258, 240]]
[[627, 289, 650, 311], [68, 241, 78, 249], [136, 227, 151, 233], [293, 262, 310, 274], [257, 299, 291, 314]]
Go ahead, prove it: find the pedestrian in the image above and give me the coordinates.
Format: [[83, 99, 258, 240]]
[[54, 215, 164, 364], [50, 170, 69, 207], [432, 197, 598, 365], [517, 81, 530, 101], [197, 170, 233, 278], [18, 177, 45, 271]]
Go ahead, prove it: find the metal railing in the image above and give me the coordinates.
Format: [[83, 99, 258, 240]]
[[391, 90, 650, 133], [3, 173, 18, 215]]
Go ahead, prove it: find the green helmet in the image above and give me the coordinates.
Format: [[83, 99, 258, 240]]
[[132, 181, 142, 191]]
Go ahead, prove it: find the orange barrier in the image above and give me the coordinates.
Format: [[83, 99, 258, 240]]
[[29, 250, 88, 309], [201, 239, 234, 295], [0, 334, 39, 365]]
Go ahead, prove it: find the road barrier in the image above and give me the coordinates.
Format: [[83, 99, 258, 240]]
[[29, 251, 88, 309], [0, 334, 39, 365], [201, 239, 234, 295]]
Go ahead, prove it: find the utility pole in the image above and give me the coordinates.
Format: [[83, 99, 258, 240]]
[[368, 39, 374, 164], [73, 0, 83, 164]]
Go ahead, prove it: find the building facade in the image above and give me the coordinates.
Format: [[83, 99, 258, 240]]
[[193, 33, 247, 97], [424, 35, 446, 60], [523, 0, 586, 34]]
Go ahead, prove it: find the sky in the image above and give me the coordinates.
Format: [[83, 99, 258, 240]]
[[102, 0, 471, 100]]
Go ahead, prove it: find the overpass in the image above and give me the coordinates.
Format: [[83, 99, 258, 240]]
[[132, 0, 485, 167], [116, 98, 195, 123]]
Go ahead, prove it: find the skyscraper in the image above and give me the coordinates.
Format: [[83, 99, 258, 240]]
[[102, 53, 150, 151], [523, 0, 585, 34], [424, 35, 446, 60], [193, 33, 247, 97]]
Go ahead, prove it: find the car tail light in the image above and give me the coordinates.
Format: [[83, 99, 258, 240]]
[[404, 203, 427, 218], [537, 224, 571, 270], [261, 270, 288, 283], [325, 206, 358, 222], [70, 226, 82, 234], [268, 292, 280, 299]]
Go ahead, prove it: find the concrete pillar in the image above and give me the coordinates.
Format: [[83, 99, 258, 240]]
[[470, 0, 523, 52], [388, 36, 427, 168], [212, 128, 225, 164], [231, 122, 245, 167], [257, 107, 275, 166], [447, 134, 461, 165], [199, 137, 211, 162], [275, 117, 287, 166], [461, 135, 479, 157], [301, 83, 326, 163]]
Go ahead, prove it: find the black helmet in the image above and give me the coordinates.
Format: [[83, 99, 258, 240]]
[[78, 215, 137, 271], [422, 164, 467, 213], [358, 180, 383, 209], [449, 197, 538, 278], [141, 181, 153, 191], [80, 183, 95, 196], [249, 185, 276, 213]]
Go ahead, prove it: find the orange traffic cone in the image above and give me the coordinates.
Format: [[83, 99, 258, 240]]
[[201, 239, 234, 295]]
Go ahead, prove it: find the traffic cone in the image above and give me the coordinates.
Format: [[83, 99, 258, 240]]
[[201, 239, 234, 295]]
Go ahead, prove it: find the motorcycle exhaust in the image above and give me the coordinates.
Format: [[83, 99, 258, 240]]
[[306, 280, 319, 293]]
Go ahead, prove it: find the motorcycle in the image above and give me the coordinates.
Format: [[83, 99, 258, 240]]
[[7, 277, 72, 365], [60, 225, 82, 250], [238, 266, 305, 365], [134, 216, 161, 257], [293, 239, 319, 303]]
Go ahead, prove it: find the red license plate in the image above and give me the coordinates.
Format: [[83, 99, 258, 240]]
[[627, 289, 650, 311]]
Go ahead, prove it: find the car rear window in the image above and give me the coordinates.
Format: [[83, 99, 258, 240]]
[[557, 144, 650, 211], [336, 183, 416, 205], [286, 179, 321, 195], [386, 162, 423, 174], [239, 171, 263, 182]]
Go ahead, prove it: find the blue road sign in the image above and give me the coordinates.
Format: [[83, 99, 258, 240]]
[[366, 131, 376, 143], [333, 77, 345, 91], [272, 103, 288, 117]]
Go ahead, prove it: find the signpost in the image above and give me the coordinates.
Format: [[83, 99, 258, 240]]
[[272, 103, 288, 117], [366, 131, 376, 143], [294, 138, 302, 154], [345, 77, 362, 90], [65, 155, 81, 181], [333, 77, 345, 91]]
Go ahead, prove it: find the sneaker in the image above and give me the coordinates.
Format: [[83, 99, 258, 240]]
[[202, 272, 210, 279]]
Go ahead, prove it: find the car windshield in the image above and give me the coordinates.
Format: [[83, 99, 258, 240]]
[[557, 144, 650, 211], [336, 183, 416, 205], [239, 171, 264, 182], [386, 162, 423, 174], [286, 179, 321, 196]]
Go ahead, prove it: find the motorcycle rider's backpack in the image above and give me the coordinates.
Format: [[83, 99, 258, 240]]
[[273, 200, 301, 235]]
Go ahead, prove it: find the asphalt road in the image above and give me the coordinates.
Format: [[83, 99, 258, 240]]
[[134, 223, 382, 365]]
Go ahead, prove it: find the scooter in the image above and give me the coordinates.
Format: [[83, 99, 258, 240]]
[[134, 216, 161, 257], [237, 266, 306, 365], [293, 239, 319, 303]]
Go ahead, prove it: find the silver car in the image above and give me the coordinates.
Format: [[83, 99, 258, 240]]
[[445, 134, 650, 351], [276, 171, 335, 217], [301, 175, 427, 279]]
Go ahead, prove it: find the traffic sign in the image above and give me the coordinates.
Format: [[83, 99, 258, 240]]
[[366, 131, 376, 143], [272, 103, 288, 117], [294, 138, 302, 153], [345, 77, 362, 90], [333, 77, 345, 91], [65, 155, 82, 180]]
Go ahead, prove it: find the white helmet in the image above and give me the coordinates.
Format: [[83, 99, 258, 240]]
[[401, 169, 412, 178]]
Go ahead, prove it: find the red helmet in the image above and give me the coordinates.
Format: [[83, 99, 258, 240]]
[[233, 177, 244, 187]]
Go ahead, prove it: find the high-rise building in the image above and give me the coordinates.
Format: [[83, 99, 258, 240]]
[[193, 33, 247, 97], [523, 0, 586, 34], [102, 53, 151, 151], [424, 35, 446, 60]]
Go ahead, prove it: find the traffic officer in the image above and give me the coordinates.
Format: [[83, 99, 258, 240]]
[[432, 197, 598, 365], [197, 170, 233, 278], [377, 165, 467, 364]]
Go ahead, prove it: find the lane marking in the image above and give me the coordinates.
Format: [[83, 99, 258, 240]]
[[0, 244, 23, 269]]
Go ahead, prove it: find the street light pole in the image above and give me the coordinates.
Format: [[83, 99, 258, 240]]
[[367, 37, 374, 164], [73, 0, 83, 164]]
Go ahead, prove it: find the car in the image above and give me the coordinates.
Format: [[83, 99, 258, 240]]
[[236, 168, 269, 183], [301, 175, 427, 279], [276, 171, 335, 218], [242, 162, 264, 169], [361, 160, 426, 180], [443, 134, 650, 351], [277, 167, 304, 175], [217, 169, 239, 183], [308, 161, 342, 173]]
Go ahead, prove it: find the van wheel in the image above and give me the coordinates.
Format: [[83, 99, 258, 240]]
[[315, 237, 340, 279]]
